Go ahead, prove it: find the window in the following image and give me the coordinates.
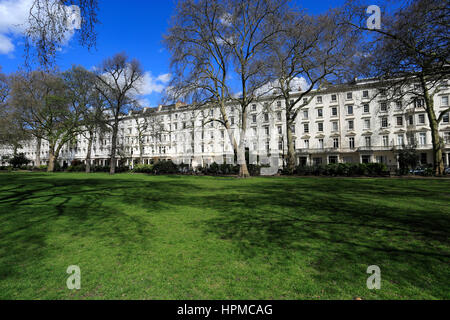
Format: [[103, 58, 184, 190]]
[[419, 132, 427, 145], [264, 113, 269, 122], [303, 98, 308, 105], [443, 113, 450, 123], [277, 101, 282, 108], [329, 156, 338, 164], [396, 101, 403, 110], [252, 114, 257, 123], [331, 107, 338, 117], [420, 153, 427, 165], [347, 105, 354, 115], [383, 136, 389, 147], [380, 102, 388, 112], [318, 122, 324, 132], [252, 127, 257, 136], [348, 120, 354, 130], [363, 104, 370, 113], [415, 99, 425, 108], [277, 126, 282, 134], [346, 92, 353, 100], [397, 134, 404, 146], [396, 116, 403, 126], [442, 96, 449, 107], [331, 94, 337, 102], [381, 117, 388, 128], [277, 112, 282, 121], [304, 123, 309, 133], [333, 138, 339, 148], [363, 90, 369, 98], [314, 157, 323, 165], [252, 104, 257, 111], [290, 100, 295, 107], [304, 140, 310, 149], [349, 137, 355, 149], [332, 121, 338, 131], [317, 108, 323, 117], [265, 126, 270, 135], [318, 139, 324, 149], [408, 115, 414, 125], [303, 110, 309, 119], [365, 136, 371, 147], [231, 117, 235, 125], [379, 89, 387, 96], [278, 139, 283, 150], [317, 96, 323, 104], [418, 114, 426, 124], [361, 155, 371, 164], [444, 132, 450, 143]]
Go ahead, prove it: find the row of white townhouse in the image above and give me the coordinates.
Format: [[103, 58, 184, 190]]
[[2, 77, 450, 171]]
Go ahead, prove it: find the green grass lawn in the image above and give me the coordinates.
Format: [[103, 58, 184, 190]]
[[0, 172, 448, 300]]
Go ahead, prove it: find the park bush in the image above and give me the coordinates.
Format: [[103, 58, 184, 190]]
[[291, 163, 389, 177], [67, 164, 86, 172], [153, 160, 178, 174], [132, 164, 154, 174]]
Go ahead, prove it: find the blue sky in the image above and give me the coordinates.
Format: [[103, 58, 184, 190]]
[[0, 0, 351, 107]]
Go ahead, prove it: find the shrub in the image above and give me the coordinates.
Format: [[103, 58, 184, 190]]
[[67, 164, 86, 172], [248, 164, 262, 176], [133, 164, 153, 174], [153, 160, 178, 174], [207, 162, 220, 175], [10, 153, 31, 168]]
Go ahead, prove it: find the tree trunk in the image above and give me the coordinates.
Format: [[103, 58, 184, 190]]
[[109, 120, 119, 175], [35, 137, 41, 167], [423, 81, 444, 176], [85, 132, 93, 173], [285, 111, 296, 173], [238, 110, 250, 178], [428, 111, 444, 176], [47, 148, 57, 172]]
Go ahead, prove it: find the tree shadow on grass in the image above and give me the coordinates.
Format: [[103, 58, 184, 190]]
[[189, 179, 450, 298], [0, 174, 199, 284]]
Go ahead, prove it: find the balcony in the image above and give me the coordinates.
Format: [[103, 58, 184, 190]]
[[357, 146, 394, 152]]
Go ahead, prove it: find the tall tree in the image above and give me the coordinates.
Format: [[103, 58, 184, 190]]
[[165, 0, 288, 177], [9, 71, 82, 172], [266, 9, 360, 172], [344, 0, 450, 175], [95, 53, 144, 175], [63, 65, 107, 173], [25, 0, 99, 69], [0, 69, 30, 154]]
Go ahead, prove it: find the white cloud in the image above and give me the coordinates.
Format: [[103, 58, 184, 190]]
[[138, 72, 171, 95], [0, 0, 77, 55], [0, 34, 14, 54], [255, 77, 310, 96]]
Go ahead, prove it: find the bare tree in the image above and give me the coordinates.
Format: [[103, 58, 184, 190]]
[[0, 69, 31, 154], [25, 0, 99, 69], [95, 52, 144, 175], [130, 109, 151, 165], [9, 71, 83, 171], [63, 65, 108, 173], [344, 0, 450, 175], [266, 9, 360, 172], [165, 0, 288, 177]]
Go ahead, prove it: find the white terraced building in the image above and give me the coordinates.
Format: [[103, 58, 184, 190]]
[[2, 78, 450, 171]]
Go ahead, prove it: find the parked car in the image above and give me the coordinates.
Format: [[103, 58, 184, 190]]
[[445, 167, 450, 175], [410, 167, 426, 175]]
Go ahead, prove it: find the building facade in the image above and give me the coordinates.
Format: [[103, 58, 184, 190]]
[[2, 78, 450, 171]]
